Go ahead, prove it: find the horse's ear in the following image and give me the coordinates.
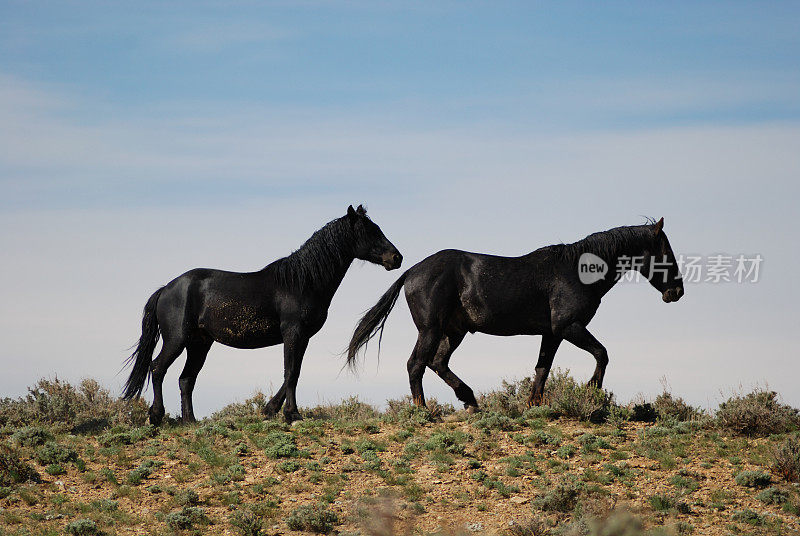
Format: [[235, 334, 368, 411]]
[[356, 204, 366, 215], [653, 217, 664, 235], [347, 205, 357, 219]]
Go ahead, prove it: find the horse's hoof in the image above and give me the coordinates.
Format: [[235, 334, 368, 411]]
[[284, 412, 303, 424], [262, 406, 278, 418], [528, 395, 543, 407], [148, 411, 164, 427], [464, 404, 480, 414]]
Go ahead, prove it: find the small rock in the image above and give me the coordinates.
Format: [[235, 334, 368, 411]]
[[510, 496, 529, 505], [465, 522, 484, 532]]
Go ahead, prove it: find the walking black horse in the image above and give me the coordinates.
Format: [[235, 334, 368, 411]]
[[348, 218, 683, 410], [124, 205, 402, 424]]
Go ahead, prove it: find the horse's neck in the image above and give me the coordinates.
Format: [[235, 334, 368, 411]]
[[320, 255, 354, 297], [596, 237, 651, 296]]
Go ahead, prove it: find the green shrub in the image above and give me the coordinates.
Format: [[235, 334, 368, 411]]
[[607, 405, 632, 429], [64, 519, 100, 535], [227, 463, 246, 481], [716, 389, 799, 436], [653, 391, 700, 421], [556, 444, 576, 459], [211, 392, 269, 420], [286, 503, 339, 533], [648, 494, 675, 512], [305, 395, 378, 421], [473, 411, 519, 431], [756, 487, 789, 505], [230, 506, 265, 536], [10, 426, 54, 447], [263, 432, 301, 458], [165, 506, 209, 530], [174, 488, 200, 506], [544, 369, 614, 422], [0, 378, 148, 429], [534, 481, 579, 512], [772, 436, 800, 482], [732, 509, 765, 526], [354, 438, 386, 453], [100, 467, 118, 485], [126, 459, 161, 485], [384, 396, 453, 423], [46, 463, 66, 476], [278, 460, 301, 473], [577, 433, 609, 452], [35, 442, 78, 465], [477, 378, 534, 417], [0, 445, 41, 485], [424, 430, 469, 455], [735, 470, 772, 488], [91, 499, 119, 512], [525, 429, 561, 447]]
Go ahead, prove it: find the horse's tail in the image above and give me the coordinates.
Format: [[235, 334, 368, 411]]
[[347, 271, 408, 370], [123, 287, 163, 400]]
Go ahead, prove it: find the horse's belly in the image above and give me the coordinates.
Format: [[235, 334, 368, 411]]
[[216, 330, 282, 349], [476, 317, 550, 336], [461, 296, 550, 336], [199, 305, 282, 349]]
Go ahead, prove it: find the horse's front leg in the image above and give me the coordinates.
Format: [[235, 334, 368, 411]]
[[529, 334, 562, 406], [560, 323, 609, 388], [280, 326, 310, 423]]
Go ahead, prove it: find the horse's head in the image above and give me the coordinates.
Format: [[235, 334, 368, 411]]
[[644, 217, 684, 303], [347, 205, 403, 270]]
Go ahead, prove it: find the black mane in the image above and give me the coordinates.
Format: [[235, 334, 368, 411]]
[[558, 224, 655, 265], [273, 215, 364, 291]]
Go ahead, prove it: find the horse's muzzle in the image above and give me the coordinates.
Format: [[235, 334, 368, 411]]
[[382, 252, 403, 270], [662, 286, 684, 303]]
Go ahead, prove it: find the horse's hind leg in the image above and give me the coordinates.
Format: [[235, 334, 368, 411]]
[[178, 334, 213, 423], [427, 332, 478, 410], [149, 338, 185, 426], [529, 334, 563, 406], [407, 329, 441, 407]]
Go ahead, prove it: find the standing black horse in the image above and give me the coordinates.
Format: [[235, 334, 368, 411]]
[[347, 218, 683, 410], [124, 205, 402, 424]]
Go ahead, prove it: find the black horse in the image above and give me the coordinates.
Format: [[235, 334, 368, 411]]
[[124, 205, 402, 424], [348, 218, 683, 410]]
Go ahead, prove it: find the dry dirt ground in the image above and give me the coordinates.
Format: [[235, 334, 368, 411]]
[[2, 403, 799, 536]]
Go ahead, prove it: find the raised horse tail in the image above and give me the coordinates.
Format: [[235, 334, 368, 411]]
[[123, 287, 163, 400], [347, 271, 408, 370]]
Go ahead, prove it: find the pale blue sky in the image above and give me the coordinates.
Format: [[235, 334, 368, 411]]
[[1, 2, 799, 414]]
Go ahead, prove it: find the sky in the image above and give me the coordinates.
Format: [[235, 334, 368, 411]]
[[1, 1, 799, 416]]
